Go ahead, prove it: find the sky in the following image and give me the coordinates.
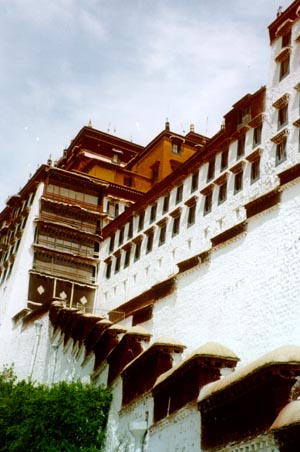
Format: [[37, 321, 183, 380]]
[[0, 0, 293, 210]]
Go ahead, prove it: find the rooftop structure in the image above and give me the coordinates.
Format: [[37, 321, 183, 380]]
[[1, 1, 300, 451]]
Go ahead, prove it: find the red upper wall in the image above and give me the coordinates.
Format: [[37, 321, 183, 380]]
[[268, 0, 300, 43]]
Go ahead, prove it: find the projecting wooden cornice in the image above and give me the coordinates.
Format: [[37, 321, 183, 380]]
[[231, 125, 250, 141], [278, 163, 300, 186], [294, 82, 300, 91], [184, 195, 198, 207], [108, 277, 175, 322], [293, 117, 300, 128], [214, 173, 228, 186], [145, 226, 155, 236], [211, 222, 247, 248], [271, 128, 289, 144], [248, 113, 266, 128], [132, 234, 143, 244], [246, 148, 263, 162], [244, 189, 281, 219], [230, 161, 245, 174], [275, 18, 294, 37], [177, 251, 210, 274], [200, 184, 214, 196], [169, 207, 182, 218], [275, 46, 292, 63], [156, 217, 168, 227], [273, 93, 290, 109]]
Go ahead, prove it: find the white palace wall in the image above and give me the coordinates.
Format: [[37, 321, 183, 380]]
[[0, 183, 45, 378], [125, 179, 300, 365], [0, 5, 300, 452]]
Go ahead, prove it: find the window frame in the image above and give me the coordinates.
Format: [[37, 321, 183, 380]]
[[109, 234, 115, 253], [191, 172, 199, 192], [114, 254, 121, 274], [172, 142, 181, 155], [187, 203, 196, 227], [204, 191, 213, 215], [276, 138, 287, 166], [150, 204, 157, 223], [146, 231, 154, 254], [251, 158, 260, 184], [138, 212, 145, 231], [234, 171, 243, 194], [220, 149, 229, 171], [118, 227, 124, 247], [172, 215, 181, 236], [176, 184, 183, 204], [106, 261, 112, 279], [158, 223, 167, 246], [253, 124, 262, 148], [218, 182, 227, 205], [278, 104, 288, 130], [279, 55, 290, 81], [207, 160, 215, 182], [237, 136, 245, 159], [134, 241, 142, 261], [162, 194, 170, 214], [282, 30, 291, 48], [124, 247, 131, 268]]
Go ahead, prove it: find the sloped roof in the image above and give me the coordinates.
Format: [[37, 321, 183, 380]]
[[151, 336, 186, 348], [154, 341, 238, 388], [199, 345, 300, 403], [126, 325, 152, 337], [108, 323, 127, 333], [271, 400, 300, 430], [191, 342, 238, 360], [122, 336, 185, 375]]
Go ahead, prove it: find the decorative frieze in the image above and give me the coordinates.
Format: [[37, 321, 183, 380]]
[[169, 207, 182, 218], [244, 189, 281, 219], [214, 173, 229, 186], [248, 113, 265, 128], [275, 18, 294, 37], [272, 93, 290, 109], [201, 184, 214, 196], [211, 222, 247, 248], [278, 163, 300, 186], [246, 148, 263, 163], [184, 195, 198, 207], [275, 46, 292, 63], [231, 126, 249, 141], [293, 117, 300, 128], [230, 161, 245, 174], [209, 434, 278, 452], [271, 128, 289, 144]]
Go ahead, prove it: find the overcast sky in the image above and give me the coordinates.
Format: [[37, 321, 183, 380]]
[[0, 0, 293, 210]]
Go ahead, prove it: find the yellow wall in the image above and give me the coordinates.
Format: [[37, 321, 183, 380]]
[[131, 138, 196, 188], [86, 137, 196, 193], [88, 165, 116, 183], [86, 163, 151, 192]]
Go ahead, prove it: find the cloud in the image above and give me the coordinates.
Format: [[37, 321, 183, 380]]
[[79, 9, 106, 40], [0, 0, 295, 209]]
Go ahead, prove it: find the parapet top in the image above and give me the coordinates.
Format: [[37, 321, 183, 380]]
[[199, 345, 300, 403]]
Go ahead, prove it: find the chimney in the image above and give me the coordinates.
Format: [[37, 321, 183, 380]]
[[190, 123, 195, 133], [165, 119, 170, 131]]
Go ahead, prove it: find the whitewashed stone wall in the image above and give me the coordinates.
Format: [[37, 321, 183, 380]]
[[0, 183, 44, 376], [105, 381, 153, 452], [97, 15, 300, 367], [49, 328, 94, 385], [148, 404, 200, 452], [141, 180, 300, 364]]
